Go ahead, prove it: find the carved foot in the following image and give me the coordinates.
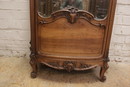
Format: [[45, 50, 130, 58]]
[[100, 76, 106, 82], [31, 71, 37, 78], [100, 62, 109, 82]]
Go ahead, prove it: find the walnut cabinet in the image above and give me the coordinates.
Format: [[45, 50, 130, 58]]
[[30, 0, 117, 82]]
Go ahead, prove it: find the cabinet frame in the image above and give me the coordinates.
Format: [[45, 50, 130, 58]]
[[29, 0, 117, 82]]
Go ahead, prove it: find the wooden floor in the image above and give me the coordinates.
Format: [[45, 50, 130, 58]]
[[0, 57, 130, 87]]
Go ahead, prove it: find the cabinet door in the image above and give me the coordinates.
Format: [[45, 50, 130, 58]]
[[37, 0, 110, 59]]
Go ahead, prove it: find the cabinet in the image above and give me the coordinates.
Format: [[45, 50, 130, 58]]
[[30, 0, 117, 82]]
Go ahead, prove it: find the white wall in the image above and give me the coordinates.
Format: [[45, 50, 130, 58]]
[[109, 0, 130, 62], [0, 0, 130, 62], [0, 0, 30, 57]]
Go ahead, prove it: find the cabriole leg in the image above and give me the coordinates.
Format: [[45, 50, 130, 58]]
[[100, 62, 109, 82], [30, 54, 38, 78]]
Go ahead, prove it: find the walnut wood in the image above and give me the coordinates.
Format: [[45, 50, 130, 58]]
[[100, 62, 109, 82], [29, 0, 117, 82]]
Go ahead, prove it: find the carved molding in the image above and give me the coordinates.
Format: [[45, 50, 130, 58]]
[[42, 61, 97, 72], [30, 41, 36, 60], [63, 61, 75, 72], [30, 47, 37, 67], [39, 7, 106, 29]]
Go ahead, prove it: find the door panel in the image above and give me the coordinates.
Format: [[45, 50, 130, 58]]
[[37, 18, 105, 58]]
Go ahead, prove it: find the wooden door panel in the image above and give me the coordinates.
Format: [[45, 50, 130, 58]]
[[37, 18, 104, 58]]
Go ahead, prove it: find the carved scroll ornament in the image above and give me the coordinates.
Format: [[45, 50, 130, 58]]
[[39, 7, 106, 29], [42, 61, 97, 72]]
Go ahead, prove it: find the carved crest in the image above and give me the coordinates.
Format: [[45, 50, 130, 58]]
[[38, 7, 106, 29]]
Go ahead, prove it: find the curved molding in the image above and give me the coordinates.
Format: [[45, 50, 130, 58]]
[[38, 7, 106, 29], [41, 61, 97, 72], [37, 51, 105, 60]]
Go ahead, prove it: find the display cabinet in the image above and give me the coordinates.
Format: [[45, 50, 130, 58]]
[[30, 0, 117, 82]]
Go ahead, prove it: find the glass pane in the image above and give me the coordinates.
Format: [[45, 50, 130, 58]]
[[38, 0, 109, 19]]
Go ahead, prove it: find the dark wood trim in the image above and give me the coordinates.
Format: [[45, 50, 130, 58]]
[[30, 0, 38, 78], [104, 0, 117, 57], [30, 0, 36, 53]]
